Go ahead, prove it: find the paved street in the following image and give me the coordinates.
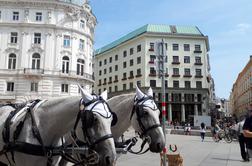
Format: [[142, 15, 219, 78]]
[[116, 131, 251, 166]]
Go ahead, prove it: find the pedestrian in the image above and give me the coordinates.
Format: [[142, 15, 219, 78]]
[[234, 117, 249, 161], [200, 122, 206, 142], [243, 107, 252, 160]]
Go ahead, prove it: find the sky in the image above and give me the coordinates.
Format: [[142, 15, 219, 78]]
[[90, 0, 252, 99]]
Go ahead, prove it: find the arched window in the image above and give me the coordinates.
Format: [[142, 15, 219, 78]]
[[62, 56, 69, 74], [77, 59, 85, 76], [32, 53, 40, 69], [8, 53, 16, 69]]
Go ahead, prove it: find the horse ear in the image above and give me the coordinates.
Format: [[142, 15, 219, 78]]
[[100, 90, 108, 100], [147, 87, 153, 97], [78, 84, 93, 103], [136, 84, 145, 99]]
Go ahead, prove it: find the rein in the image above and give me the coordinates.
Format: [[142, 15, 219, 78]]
[[127, 96, 161, 154]]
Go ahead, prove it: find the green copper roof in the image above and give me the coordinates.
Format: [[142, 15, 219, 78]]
[[95, 24, 203, 55]]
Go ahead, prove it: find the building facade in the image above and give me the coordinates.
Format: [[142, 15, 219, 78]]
[[0, 0, 96, 103], [94, 24, 213, 123], [231, 56, 252, 117]]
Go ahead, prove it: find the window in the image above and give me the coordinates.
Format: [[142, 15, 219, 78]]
[[130, 48, 134, 55], [137, 57, 141, 64], [109, 77, 112, 83], [32, 53, 40, 69], [63, 35, 70, 47], [150, 80, 156, 87], [0, 11, 1, 20], [10, 32, 18, 43], [31, 82, 38, 92], [195, 57, 201, 63], [150, 55, 156, 62], [109, 67, 112, 73], [36, 12, 42, 21], [173, 68, 179, 75], [123, 73, 127, 79], [123, 84, 127, 90], [184, 44, 190, 51], [99, 70, 102, 76], [109, 57, 112, 63], [104, 59, 107, 65], [184, 68, 190, 76], [61, 84, 68, 93], [115, 65, 118, 71], [196, 69, 202, 76], [137, 81, 141, 87], [62, 56, 69, 74], [115, 86, 118, 92], [77, 59, 84, 75], [7, 82, 14, 92], [173, 81, 179, 88], [123, 61, 127, 68], [13, 12, 19, 21], [129, 71, 134, 78], [99, 61, 102, 66], [172, 56, 179, 63], [130, 59, 134, 66], [196, 81, 202, 88], [150, 67, 156, 74], [115, 55, 118, 61], [165, 80, 168, 88], [123, 51, 127, 57], [149, 43, 154, 51], [103, 78, 107, 84], [104, 68, 106, 74], [184, 56, 190, 63], [129, 82, 133, 89], [195, 45, 201, 51], [165, 43, 168, 50], [137, 68, 141, 75], [137, 45, 141, 52], [172, 44, 179, 51], [114, 75, 118, 81], [185, 81, 191, 88], [34, 33, 41, 44], [109, 87, 112, 93], [80, 20, 85, 29], [79, 39, 84, 50], [8, 54, 16, 69]]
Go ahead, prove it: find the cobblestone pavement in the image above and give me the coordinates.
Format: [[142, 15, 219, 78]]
[[116, 130, 252, 166]]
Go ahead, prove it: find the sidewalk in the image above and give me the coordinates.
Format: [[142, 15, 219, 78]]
[[117, 131, 251, 166]]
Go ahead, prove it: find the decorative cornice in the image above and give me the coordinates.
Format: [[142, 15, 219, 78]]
[[28, 44, 44, 53], [60, 50, 72, 55], [5, 47, 19, 54]]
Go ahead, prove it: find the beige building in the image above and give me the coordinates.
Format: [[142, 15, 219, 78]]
[[94, 24, 213, 123], [231, 56, 252, 117], [0, 0, 96, 103]]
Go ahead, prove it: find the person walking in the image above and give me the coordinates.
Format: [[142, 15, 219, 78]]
[[243, 108, 252, 160], [235, 118, 249, 161], [200, 122, 206, 142]]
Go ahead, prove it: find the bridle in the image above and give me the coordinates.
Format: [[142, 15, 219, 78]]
[[130, 96, 161, 138], [72, 96, 116, 148]]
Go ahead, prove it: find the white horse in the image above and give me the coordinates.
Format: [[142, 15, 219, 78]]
[[110, 86, 165, 153], [0, 87, 116, 166]]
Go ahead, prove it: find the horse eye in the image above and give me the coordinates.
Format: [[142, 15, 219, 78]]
[[143, 111, 149, 116]]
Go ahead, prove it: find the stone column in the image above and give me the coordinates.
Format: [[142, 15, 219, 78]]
[[194, 104, 198, 116], [181, 104, 185, 122], [168, 103, 172, 122]]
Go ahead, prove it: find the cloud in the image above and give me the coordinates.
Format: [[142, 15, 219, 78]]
[[226, 23, 251, 35]]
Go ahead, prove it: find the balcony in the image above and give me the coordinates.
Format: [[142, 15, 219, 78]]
[[97, 83, 102, 86], [149, 48, 154, 51], [24, 68, 44, 75], [135, 74, 142, 78], [195, 75, 203, 78], [102, 82, 107, 85], [113, 79, 119, 83], [149, 61, 155, 64], [194, 62, 203, 65], [183, 74, 192, 78], [121, 77, 127, 81], [194, 50, 202, 53], [172, 74, 180, 77], [108, 81, 112, 84], [149, 72, 157, 77], [165, 73, 169, 77], [172, 61, 180, 65], [128, 76, 134, 79]]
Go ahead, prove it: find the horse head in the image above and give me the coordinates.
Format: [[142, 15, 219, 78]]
[[78, 86, 117, 166], [131, 85, 165, 153]]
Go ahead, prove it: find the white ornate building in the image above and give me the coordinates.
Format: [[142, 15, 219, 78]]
[[94, 24, 214, 123], [0, 0, 96, 103]]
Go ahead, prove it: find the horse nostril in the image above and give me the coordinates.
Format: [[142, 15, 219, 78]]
[[105, 156, 111, 165]]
